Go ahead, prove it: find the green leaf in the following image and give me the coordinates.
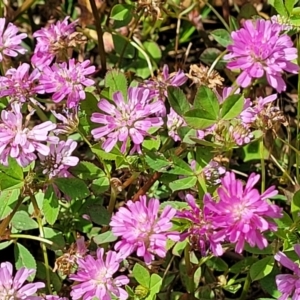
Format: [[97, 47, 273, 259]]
[[292, 190, 300, 221], [0, 189, 20, 221], [92, 143, 123, 161], [244, 244, 273, 255], [87, 205, 111, 225], [44, 227, 65, 251], [110, 4, 133, 21], [229, 16, 239, 31], [43, 185, 59, 226], [221, 94, 245, 120], [36, 261, 62, 292], [14, 243, 36, 281], [113, 34, 135, 59], [206, 257, 228, 272], [167, 86, 190, 115], [273, 0, 288, 16], [169, 176, 197, 192], [259, 265, 281, 298], [149, 273, 163, 295], [0, 157, 24, 190], [229, 257, 258, 274], [211, 29, 232, 47], [11, 211, 38, 231], [91, 177, 110, 195], [168, 156, 194, 176], [93, 231, 118, 244], [250, 256, 274, 281], [54, 178, 90, 200], [105, 69, 128, 100], [172, 240, 188, 256], [144, 151, 171, 172], [200, 48, 226, 70], [133, 263, 151, 288], [70, 161, 105, 180], [184, 108, 216, 129], [0, 241, 13, 250], [285, 0, 296, 15], [144, 41, 162, 63], [194, 86, 219, 118]]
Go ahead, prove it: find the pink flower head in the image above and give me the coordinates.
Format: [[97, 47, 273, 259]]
[[275, 244, 300, 300], [69, 248, 129, 300], [110, 195, 179, 264], [0, 261, 45, 299], [225, 19, 299, 92], [142, 64, 187, 101], [205, 172, 282, 253], [0, 103, 58, 167], [167, 108, 187, 141], [91, 87, 164, 154], [0, 63, 40, 104], [51, 108, 79, 135], [32, 17, 78, 68], [38, 139, 79, 178], [45, 297, 68, 300], [0, 18, 27, 62], [36, 59, 95, 108], [176, 194, 224, 256]]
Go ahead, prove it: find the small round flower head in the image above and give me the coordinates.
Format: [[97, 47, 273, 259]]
[[228, 122, 253, 146], [32, 17, 79, 68], [176, 194, 224, 256], [225, 19, 299, 92], [205, 172, 282, 253], [142, 64, 187, 101], [167, 108, 186, 141], [38, 139, 79, 178], [271, 15, 293, 31], [69, 248, 129, 300], [275, 244, 300, 300], [36, 59, 95, 108], [0, 261, 45, 299], [110, 195, 179, 264], [0, 103, 58, 167], [91, 87, 164, 154], [0, 18, 27, 62], [0, 63, 40, 104], [202, 160, 226, 185]]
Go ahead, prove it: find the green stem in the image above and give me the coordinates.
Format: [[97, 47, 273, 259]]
[[30, 194, 51, 294], [239, 272, 251, 300], [12, 0, 37, 21], [260, 137, 266, 193], [184, 243, 192, 275], [9, 234, 53, 246], [89, 0, 106, 75], [31, 104, 48, 122], [208, 49, 227, 76], [107, 184, 117, 214], [205, 1, 231, 32], [296, 33, 300, 182]]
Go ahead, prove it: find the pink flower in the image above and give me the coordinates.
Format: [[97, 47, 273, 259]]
[[32, 17, 77, 68], [45, 296, 68, 300], [0, 18, 27, 62], [0, 103, 58, 167], [205, 172, 282, 253], [225, 19, 299, 92], [176, 194, 224, 256], [91, 87, 164, 154], [275, 244, 300, 300], [51, 108, 79, 135], [69, 248, 129, 300], [167, 108, 186, 141], [110, 195, 179, 264], [0, 261, 45, 299], [38, 139, 79, 178], [36, 59, 95, 108], [0, 63, 40, 104]]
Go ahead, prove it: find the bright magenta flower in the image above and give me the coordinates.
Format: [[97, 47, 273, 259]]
[[205, 172, 282, 253], [225, 19, 299, 92], [110, 195, 179, 264], [69, 248, 129, 300], [0, 18, 27, 62]]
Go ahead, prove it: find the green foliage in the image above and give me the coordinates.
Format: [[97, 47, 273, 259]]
[[43, 185, 59, 226], [167, 86, 190, 115], [211, 29, 232, 47], [0, 158, 24, 190], [11, 211, 38, 230], [105, 69, 128, 100], [0, 189, 20, 221], [250, 256, 274, 281], [220, 94, 245, 120], [54, 178, 90, 200]]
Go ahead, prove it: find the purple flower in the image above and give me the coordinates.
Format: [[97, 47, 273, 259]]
[[38, 139, 79, 178], [110, 195, 179, 264], [69, 248, 129, 300], [275, 244, 300, 300], [32, 17, 77, 68], [91, 87, 164, 154], [0, 18, 27, 62], [202, 160, 226, 185], [176, 194, 224, 256], [0, 261, 45, 299], [45, 296, 68, 300], [51, 108, 79, 135], [167, 108, 187, 141], [228, 122, 253, 146], [142, 64, 187, 101], [205, 172, 282, 253], [36, 59, 95, 108], [0, 103, 58, 167], [225, 19, 299, 92], [0, 63, 40, 104]]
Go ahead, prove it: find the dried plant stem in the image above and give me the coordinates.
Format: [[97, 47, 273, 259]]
[[89, 0, 106, 75]]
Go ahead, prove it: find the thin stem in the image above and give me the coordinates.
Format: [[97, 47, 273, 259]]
[[12, 0, 37, 21], [239, 272, 251, 300], [184, 243, 192, 275], [107, 185, 117, 214], [207, 49, 227, 76], [30, 194, 51, 294], [9, 234, 53, 246], [31, 104, 48, 122], [260, 138, 266, 193], [205, 1, 231, 32], [89, 0, 106, 75], [296, 33, 300, 182]]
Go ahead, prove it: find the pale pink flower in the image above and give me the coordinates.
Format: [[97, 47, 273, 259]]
[[0, 18, 27, 62], [167, 108, 186, 141], [110, 195, 179, 264], [69, 248, 129, 300]]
